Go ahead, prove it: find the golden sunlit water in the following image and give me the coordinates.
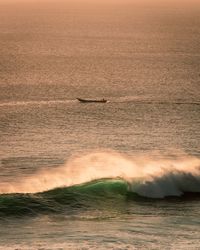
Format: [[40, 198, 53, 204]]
[[0, 0, 200, 249]]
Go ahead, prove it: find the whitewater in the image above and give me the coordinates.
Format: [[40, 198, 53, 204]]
[[0, 94, 199, 249], [0, 0, 200, 248], [1, 151, 200, 198]]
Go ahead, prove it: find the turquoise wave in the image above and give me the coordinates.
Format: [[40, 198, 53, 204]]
[[0, 179, 129, 217], [0, 178, 199, 218]]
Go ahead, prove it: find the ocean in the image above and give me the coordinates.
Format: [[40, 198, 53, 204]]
[[0, 0, 200, 249]]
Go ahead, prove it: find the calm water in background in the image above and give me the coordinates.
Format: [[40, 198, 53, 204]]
[[0, 1, 200, 249]]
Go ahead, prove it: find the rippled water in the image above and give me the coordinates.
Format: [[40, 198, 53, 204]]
[[0, 0, 200, 249]]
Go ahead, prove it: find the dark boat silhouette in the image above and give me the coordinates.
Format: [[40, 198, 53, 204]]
[[77, 98, 107, 103]]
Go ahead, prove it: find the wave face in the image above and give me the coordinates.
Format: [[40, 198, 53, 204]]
[[0, 179, 129, 217], [0, 151, 200, 216]]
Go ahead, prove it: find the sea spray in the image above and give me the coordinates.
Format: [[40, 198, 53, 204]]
[[0, 151, 200, 198]]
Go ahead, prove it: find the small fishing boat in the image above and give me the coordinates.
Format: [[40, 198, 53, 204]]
[[77, 98, 107, 103]]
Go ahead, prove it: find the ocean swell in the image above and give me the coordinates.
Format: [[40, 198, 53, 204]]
[[0, 151, 200, 200]]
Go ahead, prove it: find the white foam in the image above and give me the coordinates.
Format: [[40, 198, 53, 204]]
[[0, 150, 200, 198]]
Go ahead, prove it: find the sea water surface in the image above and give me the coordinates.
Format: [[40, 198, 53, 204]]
[[0, 0, 200, 249]]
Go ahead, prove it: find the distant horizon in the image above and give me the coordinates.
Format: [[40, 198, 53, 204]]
[[0, 0, 199, 247], [1, 0, 200, 5]]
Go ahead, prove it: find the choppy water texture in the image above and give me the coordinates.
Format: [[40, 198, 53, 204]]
[[0, 0, 200, 249]]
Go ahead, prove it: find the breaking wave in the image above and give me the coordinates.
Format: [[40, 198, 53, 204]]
[[0, 151, 200, 216]]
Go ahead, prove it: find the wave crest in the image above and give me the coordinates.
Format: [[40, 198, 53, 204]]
[[0, 151, 200, 198]]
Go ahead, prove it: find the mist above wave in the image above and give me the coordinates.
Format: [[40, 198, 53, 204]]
[[0, 150, 200, 198]]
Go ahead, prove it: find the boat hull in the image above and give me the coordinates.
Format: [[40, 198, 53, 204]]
[[77, 98, 107, 103]]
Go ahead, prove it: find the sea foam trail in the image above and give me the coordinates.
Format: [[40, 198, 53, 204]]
[[0, 99, 74, 107], [0, 151, 200, 198]]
